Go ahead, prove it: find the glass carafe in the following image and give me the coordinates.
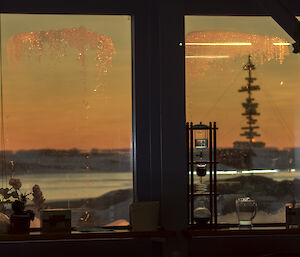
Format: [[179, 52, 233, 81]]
[[236, 197, 257, 229]]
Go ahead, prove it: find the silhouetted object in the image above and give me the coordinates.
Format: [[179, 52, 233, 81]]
[[285, 202, 300, 229], [0, 213, 10, 233], [235, 197, 257, 229], [9, 177, 21, 190], [238, 56, 262, 170], [196, 164, 206, 177], [187, 122, 218, 227], [41, 209, 71, 233], [32, 184, 45, 210], [0, 178, 23, 204], [10, 199, 34, 234], [193, 205, 210, 224]]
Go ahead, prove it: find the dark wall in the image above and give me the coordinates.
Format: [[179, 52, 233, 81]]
[[0, 238, 162, 257], [1, 0, 135, 14], [3, 0, 300, 15], [190, 234, 300, 257]]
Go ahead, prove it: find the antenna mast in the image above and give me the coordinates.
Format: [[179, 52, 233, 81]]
[[238, 56, 261, 168]]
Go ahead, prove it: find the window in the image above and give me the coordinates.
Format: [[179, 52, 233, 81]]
[[186, 16, 300, 224], [0, 14, 132, 228]]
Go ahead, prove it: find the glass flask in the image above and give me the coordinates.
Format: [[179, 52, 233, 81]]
[[235, 197, 257, 229]]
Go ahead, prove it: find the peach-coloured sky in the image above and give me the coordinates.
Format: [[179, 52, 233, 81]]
[[185, 16, 300, 149], [1, 15, 300, 151], [2, 14, 132, 151]]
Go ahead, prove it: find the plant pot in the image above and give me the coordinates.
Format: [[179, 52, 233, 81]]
[[10, 214, 31, 234]]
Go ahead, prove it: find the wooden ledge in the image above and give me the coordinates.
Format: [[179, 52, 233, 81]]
[[0, 229, 176, 242], [184, 227, 300, 237]]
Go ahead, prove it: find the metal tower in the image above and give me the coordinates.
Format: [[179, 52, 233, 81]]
[[238, 55, 261, 148]]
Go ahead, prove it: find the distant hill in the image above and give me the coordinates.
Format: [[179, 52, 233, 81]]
[[1, 148, 132, 174]]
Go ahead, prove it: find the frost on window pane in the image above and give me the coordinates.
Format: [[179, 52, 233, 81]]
[[0, 14, 132, 229], [186, 16, 300, 225]]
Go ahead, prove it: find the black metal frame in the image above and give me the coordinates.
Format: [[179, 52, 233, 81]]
[[187, 122, 217, 227], [2, 0, 300, 237]]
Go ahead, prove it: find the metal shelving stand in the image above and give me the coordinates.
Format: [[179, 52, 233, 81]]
[[187, 122, 218, 227]]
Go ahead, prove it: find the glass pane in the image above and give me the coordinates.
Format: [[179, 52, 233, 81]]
[[185, 16, 300, 225], [0, 14, 132, 229]]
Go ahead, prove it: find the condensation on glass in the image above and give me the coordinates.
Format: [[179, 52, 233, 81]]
[[185, 16, 300, 224], [0, 14, 132, 228]]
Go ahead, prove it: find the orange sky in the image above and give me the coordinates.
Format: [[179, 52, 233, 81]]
[[1, 15, 300, 151], [185, 16, 300, 149], [2, 14, 132, 151]]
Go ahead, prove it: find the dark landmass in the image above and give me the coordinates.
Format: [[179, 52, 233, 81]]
[[216, 146, 296, 170], [35, 175, 297, 225], [194, 144, 298, 170], [2, 148, 131, 174], [200, 175, 297, 215], [39, 188, 133, 226], [45, 188, 132, 210], [3, 145, 299, 174]]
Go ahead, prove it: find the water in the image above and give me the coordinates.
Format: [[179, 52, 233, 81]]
[[3, 170, 300, 225], [198, 170, 300, 183], [10, 172, 133, 201], [6, 170, 300, 202]]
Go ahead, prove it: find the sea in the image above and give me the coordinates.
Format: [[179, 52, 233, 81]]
[[3, 172, 133, 201], [3, 170, 300, 202], [1, 170, 299, 225]]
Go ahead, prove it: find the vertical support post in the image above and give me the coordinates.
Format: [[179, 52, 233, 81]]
[[186, 122, 191, 224], [158, 1, 188, 256], [159, 3, 187, 230], [209, 122, 213, 225], [132, 5, 156, 202], [134, 0, 187, 255], [213, 122, 217, 227], [190, 122, 194, 224]]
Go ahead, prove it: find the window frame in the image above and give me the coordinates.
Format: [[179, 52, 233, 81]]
[[2, 0, 300, 233], [183, 0, 300, 228]]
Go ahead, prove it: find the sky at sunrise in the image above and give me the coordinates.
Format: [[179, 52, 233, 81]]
[[1, 14, 132, 151], [1, 15, 300, 151], [185, 16, 300, 149]]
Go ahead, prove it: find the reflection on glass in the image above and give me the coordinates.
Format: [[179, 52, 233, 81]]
[[185, 16, 300, 224], [0, 14, 132, 228]]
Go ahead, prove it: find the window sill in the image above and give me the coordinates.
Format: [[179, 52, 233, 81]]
[[0, 229, 176, 241], [184, 224, 300, 237]]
